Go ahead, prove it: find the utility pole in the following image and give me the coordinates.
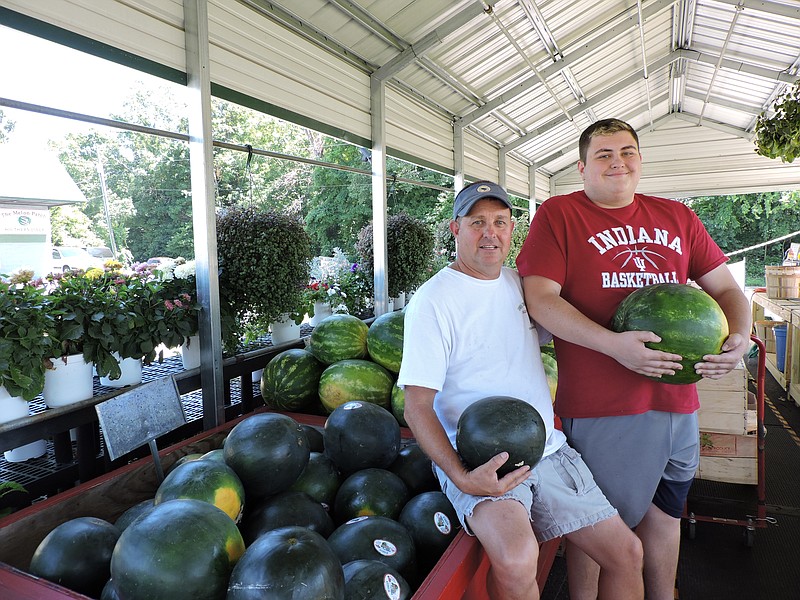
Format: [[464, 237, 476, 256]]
[[96, 155, 118, 256]]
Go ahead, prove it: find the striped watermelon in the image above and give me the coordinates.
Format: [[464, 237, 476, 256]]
[[309, 314, 369, 365], [611, 283, 728, 385], [318, 359, 394, 413], [260, 348, 325, 411], [367, 310, 404, 373]]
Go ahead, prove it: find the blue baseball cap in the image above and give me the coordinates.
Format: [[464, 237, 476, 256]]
[[453, 181, 512, 219]]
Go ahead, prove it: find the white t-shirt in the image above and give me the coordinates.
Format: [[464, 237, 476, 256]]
[[397, 266, 565, 458]]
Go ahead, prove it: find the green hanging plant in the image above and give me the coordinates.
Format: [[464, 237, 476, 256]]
[[754, 80, 800, 163]]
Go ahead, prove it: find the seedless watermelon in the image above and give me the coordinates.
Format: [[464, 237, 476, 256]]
[[456, 396, 546, 476], [611, 283, 728, 384]]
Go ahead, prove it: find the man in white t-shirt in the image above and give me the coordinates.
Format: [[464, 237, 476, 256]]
[[397, 180, 644, 600]]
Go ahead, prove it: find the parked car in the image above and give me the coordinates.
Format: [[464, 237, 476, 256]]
[[85, 246, 114, 261], [52, 247, 105, 273], [146, 256, 172, 267]]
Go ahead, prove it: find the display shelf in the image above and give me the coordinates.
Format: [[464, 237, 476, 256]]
[[751, 292, 799, 401]]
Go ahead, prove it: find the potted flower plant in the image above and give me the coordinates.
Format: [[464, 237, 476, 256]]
[[153, 258, 202, 369], [755, 79, 800, 163], [42, 267, 111, 406], [0, 272, 60, 401], [216, 206, 312, 351], [0, 271, 59, 461], [356, 213, 434, 307]]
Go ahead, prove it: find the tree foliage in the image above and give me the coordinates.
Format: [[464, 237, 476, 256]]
[[685, 191, 800, 284]]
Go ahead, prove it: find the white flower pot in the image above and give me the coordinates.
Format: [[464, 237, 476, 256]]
[[181, 334, 201, 370], [309, 301, 333, 327], [100, 353, 143, 388], [393, 292, 406, 310], [0, 387, 47, 462], [43, 353, 94, 408], [270, 313, 301, 345]]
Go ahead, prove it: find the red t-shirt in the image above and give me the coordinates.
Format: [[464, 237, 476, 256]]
[[516, 190, 727, 418]]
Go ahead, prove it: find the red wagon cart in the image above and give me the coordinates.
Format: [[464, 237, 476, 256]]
[[684, 334, 771, 547]]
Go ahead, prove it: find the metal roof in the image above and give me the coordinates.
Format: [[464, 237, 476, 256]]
[[2, 0, 799, 200], [233, 0, 800, 197]]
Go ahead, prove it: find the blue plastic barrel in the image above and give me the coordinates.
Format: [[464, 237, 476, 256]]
[[774, 323, 788, 373]]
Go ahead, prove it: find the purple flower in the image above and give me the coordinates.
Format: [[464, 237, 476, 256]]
[[350, 263, 358, 272]]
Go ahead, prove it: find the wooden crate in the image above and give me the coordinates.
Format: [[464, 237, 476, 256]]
[[696, 362, 755, 435], [696, 431, 757, 485], [0, 409, 557, 599]]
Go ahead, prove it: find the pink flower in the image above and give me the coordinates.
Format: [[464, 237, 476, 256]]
[[165, 299, 175, 310], [174, 299, 185, 308]]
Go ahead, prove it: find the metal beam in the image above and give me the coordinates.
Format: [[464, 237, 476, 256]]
[[457, 0, 680, 126], [236, 0, 375, 72], [674, 112, 755, 141], [681, 48, 798, 84], [712, 0, 800, 20], [373, 2, 493, 81], [183, 0, 225, 429], [506, 52, 681, 153]]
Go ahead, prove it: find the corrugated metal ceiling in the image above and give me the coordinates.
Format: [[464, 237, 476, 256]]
[[239, 0, 800, 193]]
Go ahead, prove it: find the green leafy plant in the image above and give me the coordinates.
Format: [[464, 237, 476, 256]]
[[755, 80, 800, 163], [0, 480, 26, 518], [356, 213, 434, 298], [216, 206, 313, 348], [0, 275, 60, 401], [152, 259, 201, 347]]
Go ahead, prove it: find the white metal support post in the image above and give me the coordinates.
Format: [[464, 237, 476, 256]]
[[183, 0, 225, 428], [369, 75, 389, 317]]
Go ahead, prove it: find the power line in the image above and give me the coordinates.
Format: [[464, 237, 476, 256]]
[[727, 230, 800, 257]]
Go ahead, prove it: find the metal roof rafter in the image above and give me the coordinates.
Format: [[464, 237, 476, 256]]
[[372, 1, 494, 81], [457, 0, 680, 127]]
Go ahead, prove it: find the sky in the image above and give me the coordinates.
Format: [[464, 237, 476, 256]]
[[0, 25, 173, 151]]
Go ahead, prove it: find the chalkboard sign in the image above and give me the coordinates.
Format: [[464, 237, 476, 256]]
[[95, 376, 187, 463]]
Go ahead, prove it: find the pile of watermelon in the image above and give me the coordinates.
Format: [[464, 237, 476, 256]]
[[26, 407, 457, 600], [262, 311, 409, 426]]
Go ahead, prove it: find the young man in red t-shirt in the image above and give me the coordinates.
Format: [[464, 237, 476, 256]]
[[516, 118, 751, 600]]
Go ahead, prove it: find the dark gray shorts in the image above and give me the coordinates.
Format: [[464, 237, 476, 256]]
[[561, 410, 699, 528], [435, 443, 618, 542]]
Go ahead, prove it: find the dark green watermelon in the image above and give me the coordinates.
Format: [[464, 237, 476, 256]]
[[240, 490, 335, 545], [334, 468, 410, 524], [300, 424, 325, 452], [223, 413, 310, 498], [29, 516, 121, 598], [367, 311, 404, 373], [324, 401, 401, 474], [456, 396, 546, 477], [342, 559, 411, 600], [327, 516, 416, 581], [260, 348, 325, 411], [114, 499, 155, 533], [389, 444, 439, 497], [111, 499, 245, 600], [309, 314, 369, 364], [318, 359, 394, 413], [227, 526, 344, 600], [611, 282, 729, 384], [289, 451, 342, 510], [398, 491, 460, 566]]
